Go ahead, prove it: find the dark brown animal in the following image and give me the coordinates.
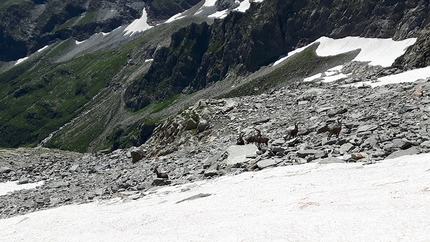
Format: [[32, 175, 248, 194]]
[[328, 119, 342, 139], [154, 166, 168, 179], [245, 128, 269, 146], [286, 122, 302, 139], [236, 132, 245, 145]]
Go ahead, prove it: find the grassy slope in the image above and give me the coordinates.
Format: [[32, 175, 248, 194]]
[[42, 16, 209, 153], [220, 44, 359, 98], [0, 38, 130, 149]]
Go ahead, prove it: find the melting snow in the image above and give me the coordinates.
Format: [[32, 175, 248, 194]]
[[350, 66, 430, 87], [0, 181, 44, 196], [276, 36, 416, 68], [315, 36, 416, 67], [75, 39, 85, 45], [37, 45, 49, 52], [274, 36, 425, 86], [1, 154, 430, 241], [124, 8, 152, 36], [14, 57, 29, 66]]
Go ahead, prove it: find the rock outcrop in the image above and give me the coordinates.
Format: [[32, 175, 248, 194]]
[[125, 0, 430, 111]]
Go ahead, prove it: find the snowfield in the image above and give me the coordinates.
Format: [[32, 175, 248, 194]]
[[1, 154, 430, 241], [275, 36, 430, 86], [124, 8, 152, 36]]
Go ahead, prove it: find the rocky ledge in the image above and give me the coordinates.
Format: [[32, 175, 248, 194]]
[[2, 73, 430, 218]]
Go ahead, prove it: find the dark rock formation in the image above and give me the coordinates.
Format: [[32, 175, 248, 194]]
[[0, 0, 201, 62], [125, 0, 430, 111]]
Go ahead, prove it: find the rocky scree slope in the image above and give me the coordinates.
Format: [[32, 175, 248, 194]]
[[124, 0, 430, 111], [2, 73, 430, 218]]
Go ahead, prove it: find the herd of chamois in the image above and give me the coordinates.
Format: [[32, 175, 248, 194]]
[[237, 118, 342, 146], [154, 117, 342, 179]]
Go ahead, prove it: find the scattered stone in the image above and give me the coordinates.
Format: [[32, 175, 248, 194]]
[[386, 147, 420, 160], [152, 178, 171, 186], [130, 148, 144, 163], [351, 153, 365, 160], [318, 157, 344, 164], [257, 159, 277, 169], [18, 177, 29, 185], [296, 150, 325, 158], [0, 167, 12, 174]]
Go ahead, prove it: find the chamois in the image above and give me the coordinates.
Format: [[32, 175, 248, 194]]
[[236, 132, 245, 145], [286, 122, 302, 139], [328, 118, 342, 139], [245, 128, 269, 146], [153, 166, 168, 179]]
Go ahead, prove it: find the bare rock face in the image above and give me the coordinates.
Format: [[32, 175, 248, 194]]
[[125, 0, 430, 111], [394, 23, 430, 69]]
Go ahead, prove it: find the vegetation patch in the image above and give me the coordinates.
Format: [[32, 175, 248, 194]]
[[220, 44, 358, 98]]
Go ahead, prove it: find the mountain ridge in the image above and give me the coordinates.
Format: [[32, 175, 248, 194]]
[[1, 0, 430, 152]]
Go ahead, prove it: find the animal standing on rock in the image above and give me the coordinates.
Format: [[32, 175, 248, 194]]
[[328, 118, 342, 140], [286, 122, 303, 140], [236, 132, 245, 145], [245, 128, 269, 146], [153, 166, 168, 179]]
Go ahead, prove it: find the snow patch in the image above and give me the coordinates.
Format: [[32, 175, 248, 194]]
[[208, 9, 229, 18], [37, 45, 49, 52], [349, 66, 430, 87], [235, 0, 252, 12], [14, 57, 29, 66], [124, 8, 152, 36], [276, 36, 416, 68], [75, 39, 85, 45], [1, 154, 430, 241], [0, 181, 45, 196], [315, 36, 416, 67], [165, 12, 186, 23]]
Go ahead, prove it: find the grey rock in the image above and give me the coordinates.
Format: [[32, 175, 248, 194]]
[[152, 178, 171, 186], [130, 148, 144, 163], [18, 177, 29, 185], [420, 141, 430, 148], [386, 147, 420, 160], [0, 167, 12, 174], [339, 143, 354, 154], [69, 164, 79, 172], [185, 118, 198, 130], [48, 181, 70, 189], [318, 157, 344, 164], [197, 119, 209, 132], [296, 150, 325, 158], [257, 159, 277, 169], [356, 124, 378, 133], [204, 169, 218, 177]]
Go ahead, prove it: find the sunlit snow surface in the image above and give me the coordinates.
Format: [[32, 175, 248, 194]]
[[1, 154, 430, 241], [123, 8, 152, 36], [0, 181, 44, 196], [274, 36, 427, 85]]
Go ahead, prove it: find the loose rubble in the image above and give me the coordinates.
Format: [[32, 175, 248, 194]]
[[2, 74, 430, 219]]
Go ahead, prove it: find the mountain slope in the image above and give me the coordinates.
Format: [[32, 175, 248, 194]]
[[124, 0, 430, 111], [0, 0, 430, 152]]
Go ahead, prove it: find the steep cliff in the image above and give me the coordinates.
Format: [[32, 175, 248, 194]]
[[0, 0, 200, 62]]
